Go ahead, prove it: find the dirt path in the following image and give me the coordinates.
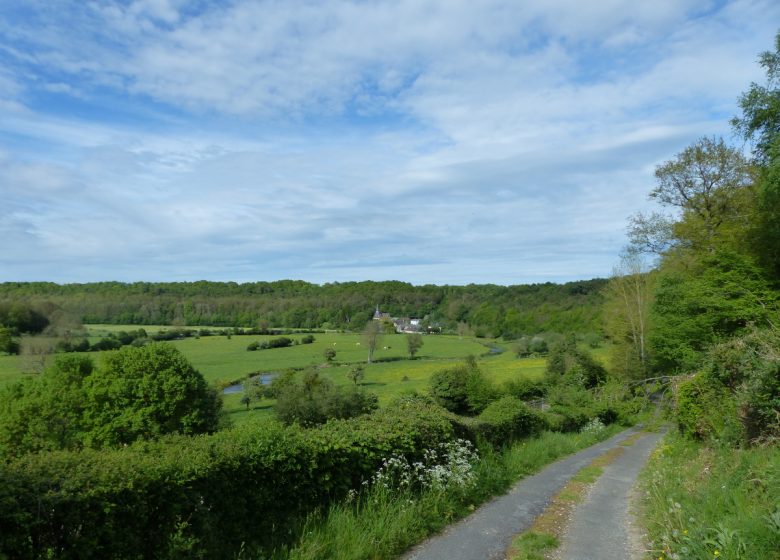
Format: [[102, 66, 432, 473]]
[[556, 430, 663, 560], [402, 427, 646, 560]]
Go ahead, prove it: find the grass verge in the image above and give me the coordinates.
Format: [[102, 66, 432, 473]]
[[278, 425, 624, 560], [640, 432, 780, 560]]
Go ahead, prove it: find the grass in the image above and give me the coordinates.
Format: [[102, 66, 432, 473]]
[[280, 425, 624, 560], [640, 432, 780, 560], [1, 329, 548, 425]]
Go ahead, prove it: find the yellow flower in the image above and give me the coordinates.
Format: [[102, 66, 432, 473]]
[[683, 530, 688, 535], [714, 551, 720, 557]]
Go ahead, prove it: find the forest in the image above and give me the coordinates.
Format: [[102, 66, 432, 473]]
[[0, 278, 606, 338]]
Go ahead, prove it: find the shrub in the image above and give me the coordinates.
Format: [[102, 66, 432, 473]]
[[266, 336, 293, 349], [246, 341, 260, 351], [675, 374, 743, 444], [0, 401, 456, 559], [472, 396, 546, 445], [274, 370, 378, 427], [429, 358, 497, 415], [704, 329, 780, 442], [300, 334, 315, 344], [545, 338, 606, 389], [502, 377, 547, 400]]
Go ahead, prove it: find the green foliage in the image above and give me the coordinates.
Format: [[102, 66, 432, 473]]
[[83, 343, 222, 448], [732, 30, 780, 163], [300, 334, 315, 344], [406, 332, 424, 358], [472, 396, 546, 445], [0, 399, 455, 559], [651, 251, 777, 372], [693, 329, 780, 443], [545, 338, 606, 389], [429, 358, 497, 415], [0, 354, 93, 458], [674, 375, 744, 444], [641, 433, 780, 560], [0, 344, 225, 458], [274, 370, 378, 427], [502, 376, 547, 400], [0, 302, 49, 334], [753, 136, 780, 279], [0, 327, 19, 355], [323, 347, 336, 362], [347, 365, 364, 386], [0, 278, 607, 336]]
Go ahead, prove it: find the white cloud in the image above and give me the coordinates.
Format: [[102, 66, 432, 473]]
[[0, 0, 778, 283]]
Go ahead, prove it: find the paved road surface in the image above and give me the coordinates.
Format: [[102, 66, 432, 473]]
[[402, 427, 647, 560], [558, 430, 664, 560]]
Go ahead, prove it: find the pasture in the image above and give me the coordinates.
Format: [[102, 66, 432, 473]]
[[1, 327, 557, 424]]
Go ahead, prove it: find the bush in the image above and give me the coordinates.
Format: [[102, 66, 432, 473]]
[[675, 375, 744, 444], [545, 338, 606, 389], [274, 370, 378, 427], [502, 377, 547, 400], [300, 334, 315, 344], [472, 396, 546, 445], [246, 341, 260, 351], [266, 336, 293, 349], [0, 400, 456, 559], [704, 329, 780, 442], [429, 358, 497, 415]]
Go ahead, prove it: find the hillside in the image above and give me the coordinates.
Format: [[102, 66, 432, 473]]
[[0, 279, 607, 337]]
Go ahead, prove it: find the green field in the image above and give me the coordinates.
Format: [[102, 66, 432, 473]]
[[1, 328, 554, 425]]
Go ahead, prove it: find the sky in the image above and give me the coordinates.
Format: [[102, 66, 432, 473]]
[[1, 1, 778, 286]]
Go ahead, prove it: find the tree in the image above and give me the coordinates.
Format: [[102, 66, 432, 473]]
[[732, 30, 780, 162], [406, 333, 423, 359], [732, 32, 780, 279], [0, 326, 20, 355], [626, 211, 676, 255], [274, 369, 377, 426], [0, 354, 93, 458], [362, 320, 382, 363], [83, 343, 222, 447], [347, 365, 364, 386], [323, 347, 336, 362], [603, 253, 654, 380], [649, 137, 752, 252], [650, 251, 776, 372]]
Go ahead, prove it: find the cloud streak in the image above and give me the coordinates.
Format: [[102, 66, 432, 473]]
[[0, 0, 778, 284]]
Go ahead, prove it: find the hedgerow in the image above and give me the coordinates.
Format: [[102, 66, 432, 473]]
[[0, 399, 453, 559]]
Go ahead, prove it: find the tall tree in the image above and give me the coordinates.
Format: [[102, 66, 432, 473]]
[[732, 30, 780, 162], [362, 320, 382, 364], [603, 254, 654, 380], [732, 30, 780, 279], [650, 137, 752, 252], [406, 332, 424, 359]]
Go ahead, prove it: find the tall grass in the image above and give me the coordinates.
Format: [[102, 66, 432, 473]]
[[641, 433, 780, 560], [280, 427, 623, 560]]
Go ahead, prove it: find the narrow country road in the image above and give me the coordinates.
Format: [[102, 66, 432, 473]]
[[557, 430, 664, 560], [402, 427, 659, 560]]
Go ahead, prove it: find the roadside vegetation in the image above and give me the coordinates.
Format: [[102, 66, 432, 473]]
[[603, 32, 780, 560]]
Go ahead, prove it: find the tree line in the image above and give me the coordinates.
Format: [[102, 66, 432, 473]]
[[0, 278, 606, 339], [603, 31, 780, 445]]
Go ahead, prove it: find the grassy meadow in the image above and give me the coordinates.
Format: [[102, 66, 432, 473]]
[[0, 327, 560, 425]]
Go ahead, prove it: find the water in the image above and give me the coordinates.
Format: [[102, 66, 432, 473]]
[[222, 373, 276, 394]]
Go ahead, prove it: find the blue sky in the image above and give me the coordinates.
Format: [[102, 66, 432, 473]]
[[1, 0, 778, 285]]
